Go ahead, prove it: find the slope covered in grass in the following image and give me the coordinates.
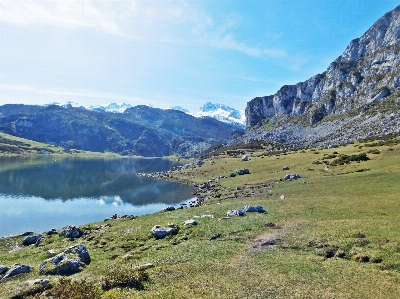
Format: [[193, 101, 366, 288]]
[[1, 138, 400, 298]]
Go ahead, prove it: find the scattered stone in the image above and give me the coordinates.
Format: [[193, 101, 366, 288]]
[[227, 210, 245, 217], [0, 265, 9, 275], [46, 249, 56, 255], [184, 219, 198, 226], [241, 155, 249, 161], [283, 166, 290, 170], [39, 244, 91, 275], [122, 253, 133, 259], [236, 168, 250, 175], [0, 264, 33, 281], [23, 235, 43, 246], [59, 225, 82, 239], [240, 205, 266, 213], [104, 214, 135, 221], [151, 225, 177, 239], [162, 206, 176, 212], [279, 195, 286, 200], [25, 279, 50, 288], [284, 174, 301, 180], [230, 173, 236, 177], [324, 165, 330, 171], [46, 228, 57, 236]]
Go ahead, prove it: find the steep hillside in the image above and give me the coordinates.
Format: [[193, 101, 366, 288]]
[[244, 5, 400, 148], [0, 104, 244, 157]]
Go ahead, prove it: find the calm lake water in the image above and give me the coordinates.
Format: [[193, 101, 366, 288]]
[[0, 156, 194, 237]]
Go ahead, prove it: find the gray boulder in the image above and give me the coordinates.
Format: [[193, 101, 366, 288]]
[[0, 264, 33, 281], [283, 166, 290, 170], [151, 225, 177, 239], [241, 155, 249, 161], [39, 244, 90, 275], [240, 205, 267, 213], [184, 219, 198, 226], [59, 225, 82, 238], [227, 210, 245, 217], [23, 235, 41, 246], [284, 174, 301, 180], [0, 265, 9, 275], [236, 168, 250, 175]]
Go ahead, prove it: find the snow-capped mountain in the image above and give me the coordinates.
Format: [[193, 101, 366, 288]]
[[168, 106, 189, 113], [88, 103, 133, 113], [192, 102, 245, 128]]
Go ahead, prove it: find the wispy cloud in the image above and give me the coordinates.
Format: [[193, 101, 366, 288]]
[[0, 84, 144, 104], [209, 33, 286, 58], [0, 0, 132, 36]]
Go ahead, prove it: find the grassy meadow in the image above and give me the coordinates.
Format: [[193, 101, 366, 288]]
[[1, 137, 400, 298]]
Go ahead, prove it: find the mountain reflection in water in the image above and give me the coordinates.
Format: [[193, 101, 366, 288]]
[[0, 156, 194, 237]]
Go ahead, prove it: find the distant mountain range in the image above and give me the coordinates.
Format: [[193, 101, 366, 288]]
[[53, 101, 246, 128], [0, 104, 243, 157]]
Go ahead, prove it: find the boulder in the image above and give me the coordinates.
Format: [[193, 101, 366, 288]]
[[46, 228, 57, 236], [284, 174, 301, 180], [230, 173, 236, 177], [162, 206, 176, 212], [39, 244, 90, 275], [227, 210, 245, 217], [236, 168, 250, 175], [184, 219, 198, 226], [59, 225, 82, 239], [240, 205, 266, 213], [151, 225, 177, 239], [0, 264, 33, 281], [283, 166, 290, 170], [23, 235, 43, 246], [241, 155, 249, 161]]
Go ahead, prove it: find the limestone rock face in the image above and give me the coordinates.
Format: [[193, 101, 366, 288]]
[[245, 5, 400, 129]]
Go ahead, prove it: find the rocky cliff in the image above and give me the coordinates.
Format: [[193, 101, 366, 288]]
[[245, 5, 400, 139]]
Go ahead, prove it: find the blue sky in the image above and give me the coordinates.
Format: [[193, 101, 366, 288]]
[[0, 0, 399, 112]]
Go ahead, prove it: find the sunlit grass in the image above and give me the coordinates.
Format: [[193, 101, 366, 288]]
[[1, 138, 400, 298]]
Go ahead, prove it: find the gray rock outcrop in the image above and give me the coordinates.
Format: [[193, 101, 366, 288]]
[[59, 225, 82, 239], [0, 264, 33, 281], [151, 225, 177, 239], [39, 244, 90, 275], [284, 174, 301, 180], [23, 235, 44, 246], [227, 210, 245, 217], [240, 205, 267, 213]]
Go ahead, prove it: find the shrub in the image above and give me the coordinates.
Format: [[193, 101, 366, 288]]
[[331, 153, 370, 165], [102, 265, 149, 291], [26, 277, 102, 299]]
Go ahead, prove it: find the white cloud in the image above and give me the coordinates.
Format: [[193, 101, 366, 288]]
[[0, 83, 144, 105]]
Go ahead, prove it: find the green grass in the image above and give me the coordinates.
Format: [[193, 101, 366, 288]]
[[1, 140, 400, 298]]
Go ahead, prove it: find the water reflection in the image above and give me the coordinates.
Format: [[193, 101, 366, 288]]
[[0, 156, 194, 237], [0, 156, 192, 204]]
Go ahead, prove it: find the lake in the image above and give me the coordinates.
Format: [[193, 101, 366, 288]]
[[0, 156, 194, 237]]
